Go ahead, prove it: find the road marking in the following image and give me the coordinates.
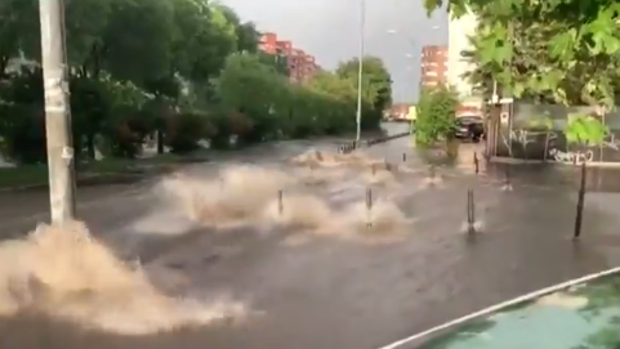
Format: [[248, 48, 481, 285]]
[[376, 265, 620, 349]]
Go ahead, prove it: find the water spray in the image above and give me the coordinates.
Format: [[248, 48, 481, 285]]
[[466, 189, 476, 234], [315, 150, 323, 161], [366, 187, 373, 228], [278, 189, 284, 215]]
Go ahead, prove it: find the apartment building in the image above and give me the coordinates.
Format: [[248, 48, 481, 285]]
[[420, 45, 448, 87], [259, 32, 318, 83]]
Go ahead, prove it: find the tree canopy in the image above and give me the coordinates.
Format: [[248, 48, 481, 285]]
[[336, 56, 392, 128], [0, 0, 391, 164], [426, 0, 620, 108]]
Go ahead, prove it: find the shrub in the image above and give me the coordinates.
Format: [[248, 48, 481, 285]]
[[166, 112, 208, 154], [415, 85, 458, 148]]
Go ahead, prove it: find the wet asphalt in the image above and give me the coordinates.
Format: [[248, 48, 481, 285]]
[[2, 123, 620, 349]]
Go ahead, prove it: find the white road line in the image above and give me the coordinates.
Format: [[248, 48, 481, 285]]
[[376, 266, 620, 349]]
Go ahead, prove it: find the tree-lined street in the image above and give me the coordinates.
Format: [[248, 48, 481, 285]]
[[1, 0, 620, 347], [0, 0, 392, 177]]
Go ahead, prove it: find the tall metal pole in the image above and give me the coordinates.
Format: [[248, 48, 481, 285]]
[[39, 0, 76, 223], [355, 0, 365, 143]]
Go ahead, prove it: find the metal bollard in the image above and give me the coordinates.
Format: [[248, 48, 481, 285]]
[[365, 187, 373, 228], [372, 163, 377, 176], [278, 190, 284, 215], [402, 153, 407, 162], [473, 152, 479, 174], [467, 189, 476, 233], [573, 161, 586, 239], [384, 160, 392, 172]]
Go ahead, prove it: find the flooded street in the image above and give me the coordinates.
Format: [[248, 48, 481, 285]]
[[1, 123, 620, 349]]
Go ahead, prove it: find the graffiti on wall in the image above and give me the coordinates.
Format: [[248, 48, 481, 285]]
[[494, 102, 620, 164]]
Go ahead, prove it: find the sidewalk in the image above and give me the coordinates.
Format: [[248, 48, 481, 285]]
[[0, 182, 146, 224]]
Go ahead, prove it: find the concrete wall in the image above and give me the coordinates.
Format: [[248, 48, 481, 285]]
[[493, 102, 620, 164]]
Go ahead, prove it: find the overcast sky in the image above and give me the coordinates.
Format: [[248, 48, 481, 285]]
[[220, 0, 448, 103]]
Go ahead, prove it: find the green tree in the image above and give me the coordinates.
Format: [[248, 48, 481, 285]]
[[306, 71, 357, 133], [337, 56, 392, 130], [0, 0, 369, 164], [425, 0, 620, 111], [215, 52, 289, 143], [0, 0, 38, 77], [258, 51, 289, 76], [216, 4, 260, 53], [415, 85, 459, 148]]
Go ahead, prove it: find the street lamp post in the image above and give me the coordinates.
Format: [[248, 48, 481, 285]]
[[355, 0, 366, 144]]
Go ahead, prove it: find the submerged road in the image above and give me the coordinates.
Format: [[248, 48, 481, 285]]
[[2, 123, 620, 349]]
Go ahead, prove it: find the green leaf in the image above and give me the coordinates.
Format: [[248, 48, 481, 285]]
[[548, 29, 577, 59], [565, 113, 609, 145]]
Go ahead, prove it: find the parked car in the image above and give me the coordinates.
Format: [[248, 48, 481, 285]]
[[454, 115, 484, 142]]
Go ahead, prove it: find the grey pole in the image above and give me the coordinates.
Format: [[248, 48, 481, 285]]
[[355, 0, 366, 144], [39, 0, 76, 223]]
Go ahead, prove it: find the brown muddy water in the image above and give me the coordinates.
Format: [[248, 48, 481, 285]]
[[1, 125, 620, 349]]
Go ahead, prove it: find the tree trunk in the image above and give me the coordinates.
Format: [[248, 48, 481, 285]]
[[86, 133, 96, 159], [573, 161, 586, 239], [543, 132, 550, 161]]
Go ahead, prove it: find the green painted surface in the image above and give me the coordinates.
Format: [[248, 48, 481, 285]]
[[419, 276, 620, 349]]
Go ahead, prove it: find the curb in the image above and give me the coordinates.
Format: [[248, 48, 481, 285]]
[[0, 157, 210, 193], [489, 156, 620, 168], [0, 173, 147, 193], [365, 131, 410, 146], [337, 131, 412, 154]]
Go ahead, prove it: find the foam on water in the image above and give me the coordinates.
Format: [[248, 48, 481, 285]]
[[0, 222, 246, 335], [159, 165, 296, 227], [156, 157, 416, 241]]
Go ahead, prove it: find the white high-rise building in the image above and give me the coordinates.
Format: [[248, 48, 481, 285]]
[[447, 9, 483, 114]]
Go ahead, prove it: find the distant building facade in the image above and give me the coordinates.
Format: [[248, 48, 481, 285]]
[[420, 45, 448, 88], [259, 32, 319, 83]]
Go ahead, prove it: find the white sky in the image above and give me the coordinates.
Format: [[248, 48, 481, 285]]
[[219, 0, 448, 103]]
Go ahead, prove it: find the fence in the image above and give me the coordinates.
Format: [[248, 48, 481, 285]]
[[491, 102, 620, 164]]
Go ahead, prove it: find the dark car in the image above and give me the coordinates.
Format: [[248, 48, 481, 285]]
[[454, 115, 484, 142]]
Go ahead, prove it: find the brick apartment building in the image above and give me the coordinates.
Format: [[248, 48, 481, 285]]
[[420, 45, 448, 87], [259, 32, 318, 83]]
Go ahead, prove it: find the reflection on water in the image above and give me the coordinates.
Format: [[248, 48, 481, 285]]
[[418, 274, 620, 349]]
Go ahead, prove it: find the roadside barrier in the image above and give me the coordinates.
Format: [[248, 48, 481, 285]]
[[338, 131, 411, 154]]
